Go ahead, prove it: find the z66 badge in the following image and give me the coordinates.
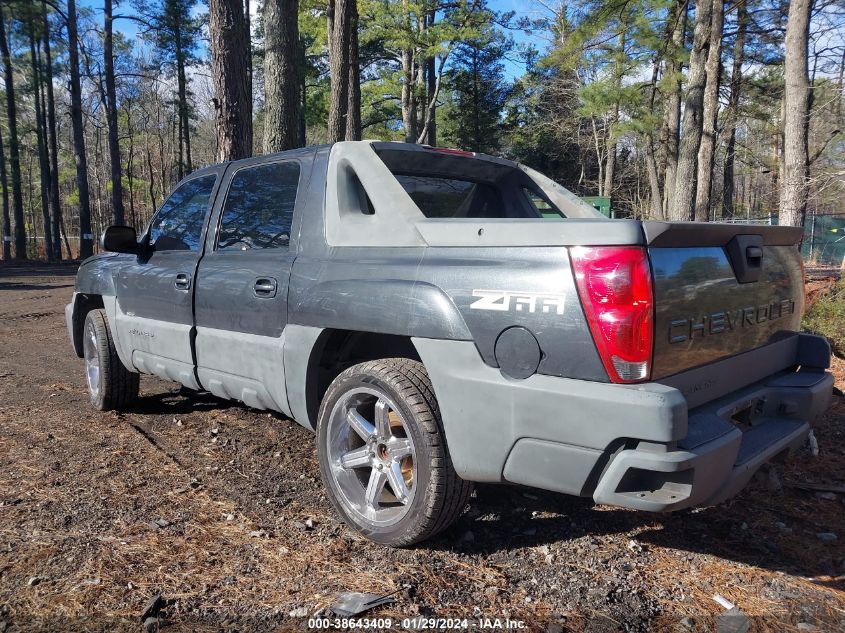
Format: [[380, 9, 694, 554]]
[[470, 289, 566, 315]]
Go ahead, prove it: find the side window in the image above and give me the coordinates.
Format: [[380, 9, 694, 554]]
[[217, 161, 301, 251], [149, 175, 217, 251], [523, 187, 564, 219]]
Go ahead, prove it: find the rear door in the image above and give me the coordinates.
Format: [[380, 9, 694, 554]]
[[193, 156, 309, 415], [115, 171, 221, 388]]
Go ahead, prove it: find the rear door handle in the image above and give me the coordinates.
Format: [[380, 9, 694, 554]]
[[253, 277, 277, 298], [174, 273, 191, 290]]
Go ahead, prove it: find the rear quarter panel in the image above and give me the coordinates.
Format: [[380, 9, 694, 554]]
[[288, 245, 607, 382]]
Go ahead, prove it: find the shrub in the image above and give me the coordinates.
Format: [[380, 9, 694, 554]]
[[803, 279, 845, 357]]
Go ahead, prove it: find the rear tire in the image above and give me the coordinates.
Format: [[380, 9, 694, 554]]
[[317, 358, 472, 547], [82, 309, 139, 411]]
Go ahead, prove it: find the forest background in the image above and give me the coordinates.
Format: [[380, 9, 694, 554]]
[[0, 0, 842, 263]]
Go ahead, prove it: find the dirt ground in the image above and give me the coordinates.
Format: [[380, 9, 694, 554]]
[[1, 262, 844, 632]]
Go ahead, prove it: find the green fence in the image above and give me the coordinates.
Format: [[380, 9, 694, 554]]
[[804, 213, 845, 267]]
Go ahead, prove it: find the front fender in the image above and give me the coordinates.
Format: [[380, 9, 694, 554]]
[[74, 253, 125, 296]]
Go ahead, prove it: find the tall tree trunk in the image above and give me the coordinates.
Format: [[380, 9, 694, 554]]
[[299, 38, 307, 142], [644, 48, 663, 218], [603, 31, 625, 199], [422, 9, 436, 146], [30, 19, 54, 260], [400, 46, 415, 142], [471, 48, 480, 148], [0, 126, 10, 261], [263, 0, 303, 152], [42, 1, 63, 259], [779, 0, 813, 227], [0, 5, 26, 259], [345, 0, 361, 140], [693, 0, 724, 222], [672, 0, 714, 220], [645, 144, 663, 219], [245, 0, 252, 129], [104, 0, 125, 225], [722, 0, 747, 220], [209, 0, 253, 161], [425, 55, 436, 145], [174, 7, 192, 176], [327, 0, 352, 142], [68, 0, 92, 258], [660, 0, 687, 217], [125, 98, 136, 229], [143, 114, 158, 213]]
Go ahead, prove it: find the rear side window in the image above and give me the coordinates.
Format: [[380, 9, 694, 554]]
[[217, 161, 300, 251], [524, 187, 565, 219], [149, 174, 217, 251]]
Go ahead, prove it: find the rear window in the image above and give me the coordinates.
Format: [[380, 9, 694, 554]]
[[395, 176, 516, 219], [392, 174, 563, 220], [376, 146, 570, 220]]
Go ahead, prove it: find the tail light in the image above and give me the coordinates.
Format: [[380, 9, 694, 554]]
[[569, 246, 654, 383]]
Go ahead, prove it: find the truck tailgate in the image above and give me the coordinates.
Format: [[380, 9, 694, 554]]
[[643, 222, 805, 379]]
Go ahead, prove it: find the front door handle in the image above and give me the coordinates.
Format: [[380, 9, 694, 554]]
[[174, 273, 191, 290], [253, 277, 277, 298]]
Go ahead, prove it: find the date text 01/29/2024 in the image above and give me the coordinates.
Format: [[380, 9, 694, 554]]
[[306, 617, 527, 629]]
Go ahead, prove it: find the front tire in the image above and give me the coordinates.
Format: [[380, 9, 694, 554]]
[[82, 309, 139, 411], [317, 359, 472, 547]]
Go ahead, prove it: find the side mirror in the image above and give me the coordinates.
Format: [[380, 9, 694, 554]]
[[102, 225, 139, 253]]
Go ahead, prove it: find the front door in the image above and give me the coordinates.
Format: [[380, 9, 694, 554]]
[[194, 158, 307, 415], [115, 172, 220, 388]]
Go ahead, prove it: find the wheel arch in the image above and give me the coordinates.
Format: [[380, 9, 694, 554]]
[[289, 327, 423, 430], [70, 293, 106, 357]]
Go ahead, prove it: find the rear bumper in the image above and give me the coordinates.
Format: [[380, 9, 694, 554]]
[[412, 333, 834, 512], [591, 367, 832, 511]]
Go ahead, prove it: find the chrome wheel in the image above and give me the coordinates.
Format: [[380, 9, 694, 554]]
[[326, 387, 417, 527], [83, 319, 100, 401]]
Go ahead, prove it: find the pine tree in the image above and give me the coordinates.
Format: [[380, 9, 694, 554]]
[[0, 2, 26, 259], [440, 28, 511, 154]]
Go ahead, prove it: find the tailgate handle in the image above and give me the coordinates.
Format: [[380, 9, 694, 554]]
[[726, 234, 764, 284], [746, 246, 763, 260]]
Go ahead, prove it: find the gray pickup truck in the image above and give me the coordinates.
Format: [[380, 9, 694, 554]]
[[66, 141, 833, 546]]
